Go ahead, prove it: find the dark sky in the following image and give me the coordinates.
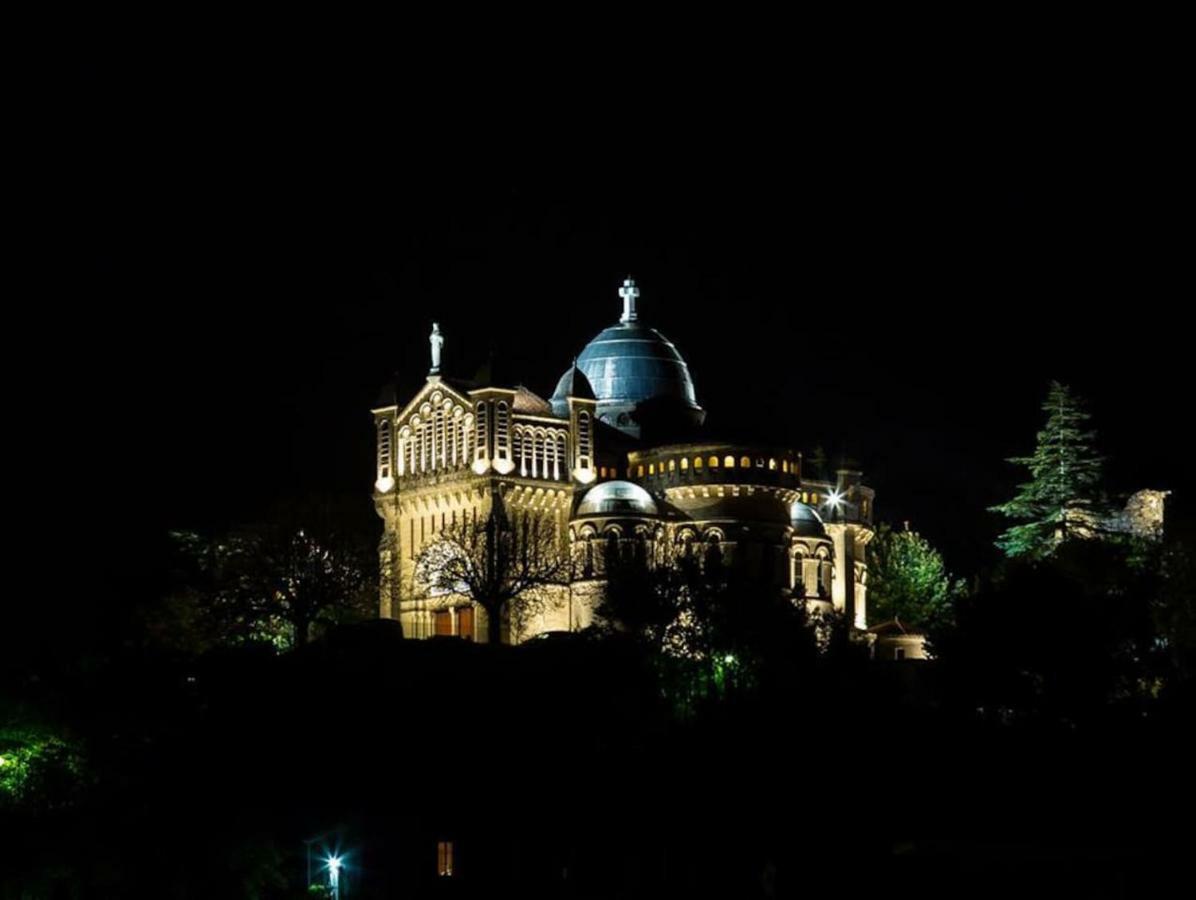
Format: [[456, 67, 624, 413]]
[[68, 52, 1190, 576]]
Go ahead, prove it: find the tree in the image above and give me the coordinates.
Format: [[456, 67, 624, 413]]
[[598, 538, 818, 704], [166, 503, 375, 650], [991, 381, 1107, 559], [867, 523, 964, 632], [414, 496, 569, 644]]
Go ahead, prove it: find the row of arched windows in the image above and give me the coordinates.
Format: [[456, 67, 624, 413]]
[[513, 426, 569, 480], [394, 397, 475, 477], [622, 455, 797, 479]]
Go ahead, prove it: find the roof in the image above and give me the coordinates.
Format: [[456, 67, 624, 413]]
[[575, 322, 701, 411], [549, 364, 596, 416], [791, 502, 828, 537], [512, 385, 554, 415], [575, 480, 660, 517], [867, 618, 925, 637]]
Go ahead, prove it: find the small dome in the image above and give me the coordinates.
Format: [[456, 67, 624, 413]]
[[549, 364, 596, 416], [576, 481, 659, 517], [791, 502, 827, 536]]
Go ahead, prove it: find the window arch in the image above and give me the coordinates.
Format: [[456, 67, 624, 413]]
[[377, 420, 392, 479], [708, 456, 719, 468], [513, 426, 525, 476], [577, 411, 592, 466], [401, 427, 414, 475], [680, 457, 688, 470], [495, 401, 510, 462], [740, 456, 751, 468], [434, 408, 445, 470], [725, 455, 736, 468], [694, 456, 703, 469], [475, 402, 488, 461]]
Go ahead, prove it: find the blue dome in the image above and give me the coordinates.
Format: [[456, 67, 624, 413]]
[[575, 323, 701, 413], [549, 364, 596, 417]]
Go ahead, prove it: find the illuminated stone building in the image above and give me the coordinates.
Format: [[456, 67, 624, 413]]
[[371, 279, 875, 643]]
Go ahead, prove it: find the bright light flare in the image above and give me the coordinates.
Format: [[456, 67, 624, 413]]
[[826, 489, 844, 509]]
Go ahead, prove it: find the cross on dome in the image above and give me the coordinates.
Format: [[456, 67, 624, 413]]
[[619, 276, 640, 324]]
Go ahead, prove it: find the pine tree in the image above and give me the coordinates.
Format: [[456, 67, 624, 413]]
[[991, 381, 1106, 559]]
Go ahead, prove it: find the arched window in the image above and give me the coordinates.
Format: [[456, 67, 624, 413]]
[[668, 459, 676, 472], [680, 457, 688, 470], [769, 458, 778, 471], [704, 534, 723, 570], [648, 463, 655, 476], [577, 411, 592, 466], [434, 408, 445, 470], [475, 402, 488, 462], [513, 426, 524, 475], [709, 456, 719, 468], [495, 401, 510, 461], [403, 428, 415, 475], [377, 420, 392, 479], [781, 460, 788, 473], [740, 456, 751, 468], [725, 456, 736, 469], [603, 529, 621, 572], [694, 457, 703, 470]]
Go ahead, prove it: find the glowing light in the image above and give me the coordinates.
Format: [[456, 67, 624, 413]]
[[574, 466, 597, 484], [375, 476, 395, 493], [327, 856, 342, 873], [723, 654, 736, 665], [0, 756, 6, 767], [826, 489, 844, 509]]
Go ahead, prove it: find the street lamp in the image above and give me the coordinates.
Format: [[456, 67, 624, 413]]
[[326, 855, 343, 900]]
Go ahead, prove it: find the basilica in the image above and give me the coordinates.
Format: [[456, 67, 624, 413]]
[[372, 279, 876, 644]]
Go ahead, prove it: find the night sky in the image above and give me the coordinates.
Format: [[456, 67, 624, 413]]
[[69, 53, 1190, 578]]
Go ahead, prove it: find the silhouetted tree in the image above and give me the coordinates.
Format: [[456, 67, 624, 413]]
[[167, 502, 374, 650], [415, 495, 569, 644], [936, 539, 1165, 724], [991, 381, 1107, 559], [599, 539, 818, 704]]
